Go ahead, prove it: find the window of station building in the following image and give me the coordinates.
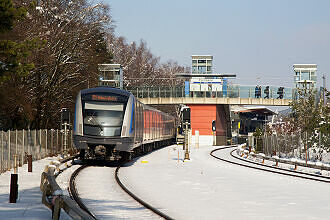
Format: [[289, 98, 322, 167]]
[[198, 60, 206, 64], [207, 66, 212, 71], [192, 60, 197, 64], [207, 60, 212, 65], [192, 66, 198, 73], [198, 66, 206, 73], [301, 72, 310, 81]]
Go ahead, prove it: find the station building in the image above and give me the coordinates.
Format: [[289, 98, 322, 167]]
[[293, 64, 317, 90], [98, 64, 123, 89], [186, 55, 232, 145], [191, 55, 213, 74]]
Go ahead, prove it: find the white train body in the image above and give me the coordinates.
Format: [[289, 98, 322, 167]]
[[73, 87, 175, 160]]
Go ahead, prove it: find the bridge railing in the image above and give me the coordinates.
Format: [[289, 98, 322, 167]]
[[126, 85, 294, 100]]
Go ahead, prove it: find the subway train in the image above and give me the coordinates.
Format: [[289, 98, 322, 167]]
[[73, 87, 176, 161]]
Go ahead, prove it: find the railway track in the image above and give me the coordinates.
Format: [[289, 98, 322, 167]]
[[115, 163, 174, 220], [68, 165, 97, 219], [210, 146, 330, 183], [67, 159, 173, 220]]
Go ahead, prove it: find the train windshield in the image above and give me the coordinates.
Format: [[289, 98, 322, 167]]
[[83, 101, 125, 136]]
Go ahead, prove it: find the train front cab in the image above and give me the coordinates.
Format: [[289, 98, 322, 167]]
[[73, 87, 135, 160]]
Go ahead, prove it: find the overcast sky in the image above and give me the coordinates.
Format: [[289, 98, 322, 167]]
[[102, 0, 329, 88]]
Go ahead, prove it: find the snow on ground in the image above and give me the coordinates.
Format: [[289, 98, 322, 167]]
[[1, 146, 330, 220], [0, 157, 71, 220], [120, 145, 330, 220], [75, 166, 161, 219]]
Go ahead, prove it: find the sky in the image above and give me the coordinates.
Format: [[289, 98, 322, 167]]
[[101, 0, 329, 88]]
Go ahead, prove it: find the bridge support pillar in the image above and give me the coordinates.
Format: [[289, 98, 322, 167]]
[[216, 105, 231, 146]]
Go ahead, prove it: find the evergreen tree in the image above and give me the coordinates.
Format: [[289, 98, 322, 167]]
[[0, 0, 26, 32], [290, 82, 329, 152], [0, 0, 36, 82]]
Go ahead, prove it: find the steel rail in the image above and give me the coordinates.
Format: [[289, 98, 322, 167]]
[[210, 146, 330, 183], [115, 163, 174, 220], [68, 165, 97, 219], [230, 149, 330, 180]]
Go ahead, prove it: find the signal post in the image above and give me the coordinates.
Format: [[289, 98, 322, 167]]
[[61, 108, 70, 158], [182, 107, 191, 160]]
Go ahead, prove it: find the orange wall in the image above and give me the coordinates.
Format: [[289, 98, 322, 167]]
[[187, 104, 216, 135]]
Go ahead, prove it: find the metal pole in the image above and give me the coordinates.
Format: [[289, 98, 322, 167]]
[[64, 123, 68, 156], [184, 122, 190, 160]]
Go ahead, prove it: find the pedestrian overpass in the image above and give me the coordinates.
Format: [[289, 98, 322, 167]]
[[127, 85, 293, 106], [126, 84, 294, 146]]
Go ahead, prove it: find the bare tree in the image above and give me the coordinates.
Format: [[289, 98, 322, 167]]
[[106, 35, 188, 88], [0, 0, 113, 129]]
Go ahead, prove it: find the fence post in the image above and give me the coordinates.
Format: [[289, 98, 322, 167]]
[[39, 129, 42, 159], [15, 130, 18, 157], [27, 129, 30, 155], [51, 130, 53, 156], [35, 129, 38, 157], [195, 130, 199, 149], [56, 129, 59, 154], [1, 131, 3, 172], [8, 130, 11, 170], [61, 130, 63, 153], [71, 130, 73, 150], [319, 131, 322, 148], [45, 129, 48, 157], [22, 130, 25, 165]]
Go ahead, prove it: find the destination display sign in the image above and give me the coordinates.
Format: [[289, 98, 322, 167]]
[[91, 95, 118, 101]]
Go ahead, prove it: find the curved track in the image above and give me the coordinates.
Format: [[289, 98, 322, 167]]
[[68, 165, 97, 219], [115, 163, 174, 220], [68, 160, 172, 219], [210, 146, 330, 183]]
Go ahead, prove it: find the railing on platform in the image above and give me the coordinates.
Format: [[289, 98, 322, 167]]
[[126, 85, 294, 100], [0, 129, 73, 173], [254, 132, 329, 161]]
